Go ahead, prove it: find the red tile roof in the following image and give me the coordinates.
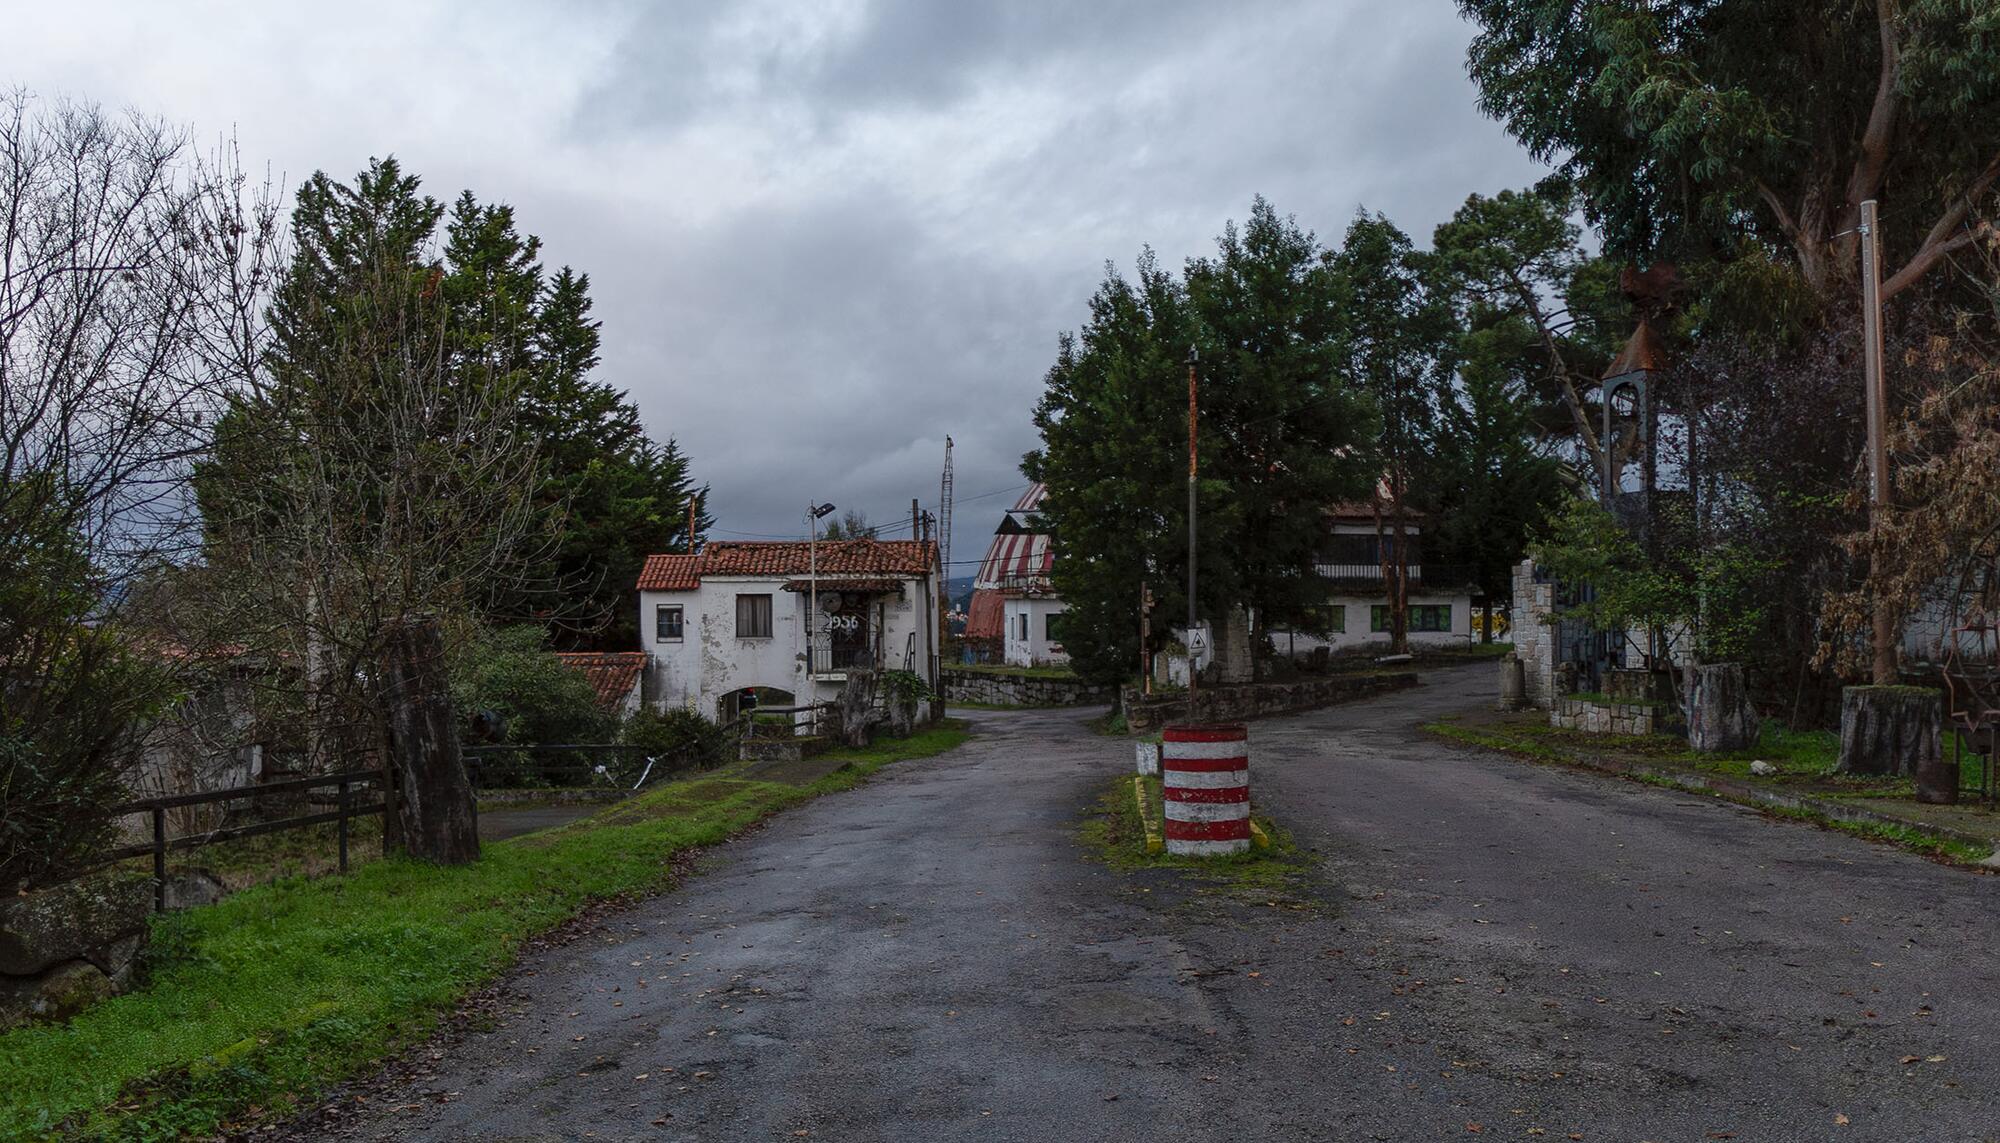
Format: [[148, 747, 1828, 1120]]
[[636, 540, 937, 591], [636, 554, 702, 591], [554, 652, 647, 714]]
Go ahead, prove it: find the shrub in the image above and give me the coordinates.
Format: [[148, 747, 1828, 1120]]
[[449, 626, 611, 746], [621, 706, 728, 767]]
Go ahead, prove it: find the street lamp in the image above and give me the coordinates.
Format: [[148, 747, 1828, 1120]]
[[808, 502, 837, 677]]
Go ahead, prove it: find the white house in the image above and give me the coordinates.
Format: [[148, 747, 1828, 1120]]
[[1002, 589, 1069, 668], [964, 484, 1070, 669], [636, 539, 941, 722], [1272, 501, 1477, 656]]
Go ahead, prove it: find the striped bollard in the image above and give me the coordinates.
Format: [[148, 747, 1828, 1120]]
[[1161, 724, 1250, 856]]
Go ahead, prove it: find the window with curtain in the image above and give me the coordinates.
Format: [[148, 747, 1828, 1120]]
[[736, 594, 773, 638]]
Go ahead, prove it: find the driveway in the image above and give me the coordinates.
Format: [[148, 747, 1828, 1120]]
[[325, 667, 2000, 1142]]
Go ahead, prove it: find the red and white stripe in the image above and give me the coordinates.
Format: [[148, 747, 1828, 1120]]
[[1161, 724, 1250, 856]]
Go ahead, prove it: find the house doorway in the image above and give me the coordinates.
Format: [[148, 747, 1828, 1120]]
[[720, 686, 795, 724], [820, 593, 875, 670]]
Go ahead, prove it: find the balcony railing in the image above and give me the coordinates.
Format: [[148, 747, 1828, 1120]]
[[1312, 563, 1477, 589]]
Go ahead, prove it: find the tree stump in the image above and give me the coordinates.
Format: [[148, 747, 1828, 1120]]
[[838, 668, 886, 747], [1684, 664, 1758, 753], [380, 614, 480, 865], [1837, 686, 1943, 780]]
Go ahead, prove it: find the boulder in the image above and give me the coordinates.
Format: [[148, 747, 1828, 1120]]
[[0, 959, 114, 1032], [0, 874, 151, 976], [1838, 686, 1943, 777], [1685, 664, 1759, 753], [162, 869, 227, 911]]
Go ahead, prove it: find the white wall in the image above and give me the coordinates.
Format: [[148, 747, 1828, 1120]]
[[642, 571, 939, 722], [1273, 591, 1475, 656], [1003, 597, 1070, 667]]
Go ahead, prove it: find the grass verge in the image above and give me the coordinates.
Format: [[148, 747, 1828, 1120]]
[[1078, 775, 1307, 898], [0, 723, 970, 1141], [1423, 715, 1994, 867]]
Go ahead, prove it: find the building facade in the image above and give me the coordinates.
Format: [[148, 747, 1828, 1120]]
[[1272, 502, 1477, 656], [636, 540, 941, 722]]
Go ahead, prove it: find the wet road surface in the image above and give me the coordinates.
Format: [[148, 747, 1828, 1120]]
[[326, 667, 2000, 1142]]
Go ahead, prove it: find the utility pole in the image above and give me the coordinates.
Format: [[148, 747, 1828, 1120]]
[[1859, 199, 1897, 685], [686, 494, 699, 553], [1186, 344, 1200, 713]]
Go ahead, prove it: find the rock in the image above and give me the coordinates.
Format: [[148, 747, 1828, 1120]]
[[1135, 741, 1160, 776], [0, 874, 151, 976], [1685, 664, 1759, 753], [1838, 686, 1943, 779], [1749, 760, 1778, 777], [87, 933, 146, 988], [1980, 849, 2000, 871], [162, 869, 228, 911], [0, 959, 114, 1032]]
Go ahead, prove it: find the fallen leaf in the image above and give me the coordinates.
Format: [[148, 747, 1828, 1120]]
[[1834, 1113, 1850, 1126], [1927, 1054, 1946, 1063], [1465, 1125, 1483, 1134], [1900, 1055, 1920, 1064]]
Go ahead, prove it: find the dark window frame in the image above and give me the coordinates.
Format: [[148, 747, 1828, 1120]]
[[736, 593, 774, 639], [656, 603, 684, 642]]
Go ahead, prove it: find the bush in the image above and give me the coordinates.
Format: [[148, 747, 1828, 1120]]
[[449, 626, 611, 746], [621, 706, 728, 767]]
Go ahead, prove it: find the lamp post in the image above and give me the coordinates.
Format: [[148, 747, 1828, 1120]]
[[808, 502, 837, 678]]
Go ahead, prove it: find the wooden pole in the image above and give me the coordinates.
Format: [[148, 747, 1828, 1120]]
[[1860, 200, 1897, 685]]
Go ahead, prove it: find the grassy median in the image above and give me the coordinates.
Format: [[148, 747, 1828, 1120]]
[[0, 723, 969, 1141]]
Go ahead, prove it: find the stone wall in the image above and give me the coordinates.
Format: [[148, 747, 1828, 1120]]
[[0, 873, 152, 1032], [942, 668, 1114, 707], [1551, 695, 1671, 737], [1510, 559, 1557, 709], [1119, 671, 1418, 734]]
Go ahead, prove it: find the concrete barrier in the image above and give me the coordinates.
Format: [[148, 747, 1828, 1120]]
[[1161, 724, 1250, 856]]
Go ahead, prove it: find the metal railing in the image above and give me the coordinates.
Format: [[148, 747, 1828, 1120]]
[[1311, 563, 1477, 587], [462, 743, 707, 789], [98, 769, 389, 911]]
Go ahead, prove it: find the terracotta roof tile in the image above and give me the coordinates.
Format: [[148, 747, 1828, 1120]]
[[635, 554, 702, 591], [636, 540, 936, 591], [554, 652, 647, 714]]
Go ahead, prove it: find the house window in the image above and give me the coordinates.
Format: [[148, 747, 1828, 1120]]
[[1413, 604, 1452, 632], [736, 593, 773, 638], [1324, 605, 1346, 634], [1045, 613, 1064, 642], [1018, 613, 1030, 640], [1371, 604, 1452, 633], [655, 604, 684, 642]]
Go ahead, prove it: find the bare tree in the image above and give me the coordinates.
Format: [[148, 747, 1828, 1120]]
[[188, 163, 553, 859], [0, 90, 280, 888]]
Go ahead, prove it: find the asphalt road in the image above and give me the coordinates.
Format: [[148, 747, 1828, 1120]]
[[327, 667, 2000, 1142]]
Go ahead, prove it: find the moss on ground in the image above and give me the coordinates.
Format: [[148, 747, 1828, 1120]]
[[1078, 774, 1312, 902], [0, 723, 970, 1141], [1423, 713, 1996, 867]]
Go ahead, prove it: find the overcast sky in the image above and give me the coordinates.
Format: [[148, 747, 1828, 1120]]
[[8, 0, 1548, 576]]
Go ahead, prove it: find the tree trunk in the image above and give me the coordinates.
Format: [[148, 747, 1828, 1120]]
[[838, 668, 886, 748], [1684, 664, 1758, 753], [379, 614, 479, 865], [1837, 686, 1943, 779]]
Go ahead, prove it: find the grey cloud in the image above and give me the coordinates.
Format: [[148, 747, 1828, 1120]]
[[10, 0, 1551, 571]]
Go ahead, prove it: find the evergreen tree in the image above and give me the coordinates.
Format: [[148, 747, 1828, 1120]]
[[1026, 200, 1377, 686], [1327, 213, 1455, 653]]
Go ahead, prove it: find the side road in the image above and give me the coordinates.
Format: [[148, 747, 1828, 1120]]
[[320, 668, 1999, 1142]]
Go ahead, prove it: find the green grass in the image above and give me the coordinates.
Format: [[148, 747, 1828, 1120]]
[[1078, 775, 1307, 897], [0, 723, 970, 1141], [1424, 715, 1996, 866]]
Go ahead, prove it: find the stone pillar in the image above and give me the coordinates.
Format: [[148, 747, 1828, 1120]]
[[1838, 686, 1944, 781], [1212, 605, 1254, 685], [1685, 663, 1758, 753]]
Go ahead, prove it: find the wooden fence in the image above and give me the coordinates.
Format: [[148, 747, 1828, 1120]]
[[99, 769, 389, 911]]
